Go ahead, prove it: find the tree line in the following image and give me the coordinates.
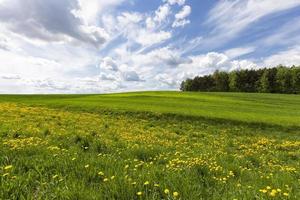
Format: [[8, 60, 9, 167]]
[[180, 65, 300, 94]]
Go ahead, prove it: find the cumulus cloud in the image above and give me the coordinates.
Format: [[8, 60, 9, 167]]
[[122, 71, 142, 82], [0, 0, 109, 48], [154, 4, 171, 23], [263, 46, 300, 67], [99, 57, 118, 71], [172, 5, 191, 27]]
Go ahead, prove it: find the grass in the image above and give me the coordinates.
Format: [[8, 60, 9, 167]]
[[0, 91, 299, 199]]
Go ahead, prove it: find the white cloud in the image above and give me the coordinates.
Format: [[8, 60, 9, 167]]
[[0, 0, 110, 48], [263, 46, 300, 67], [76, 0, 125, 24], [117, 12, 143, 27], [172, 5, 191, 27], [99, 57, 118, 71], [135, 30, 171, 46], [224, 46, 256, 59], [164, 0, 185, 6], [187, 0, 300, 51], [154, 4, 171, 23], [1, 74, 21, 80], [122, 71, 142, 82]]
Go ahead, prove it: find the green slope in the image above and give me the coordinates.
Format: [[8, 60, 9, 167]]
[[0, 91, 299, 127]]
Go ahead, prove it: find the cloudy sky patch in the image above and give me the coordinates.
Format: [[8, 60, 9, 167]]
[[0, 0, 300, 93]]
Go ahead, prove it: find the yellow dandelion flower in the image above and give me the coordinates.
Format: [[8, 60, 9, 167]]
[[173, 192, 179, 197], [98, 171, 104, 176], [144, 181, 149, 185], [136, 191, 142, 196], [164, 189, 170, 194], [283, 193, 289, 196], [103, 178, 108, 182], [276, 189, 281, 192], [266, 186, 271, 190], [84, 164, 89, 168], [259, 189, 267, 193], [4, 165, 13, 170], [269, 190, 277, 197], [154, 183, 160, 187], [111, 176, 115, 180]]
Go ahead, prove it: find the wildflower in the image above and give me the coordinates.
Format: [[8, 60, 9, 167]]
[[259, 189, 267, 193], [154, 183, 160, 187], [98, 171, 104, 176], [173, 192, 179, 198], [71, 157, 76, 161], [283, 193, 289, 196], [144, 181, 149, 185], [4, 165, 13, 170], [111, 176, 115, 180], [269, 189, 277, 197], [125, 165, 129, 169], [103, 178, 108, 182], [164, 189, 170, 194], [136, 192, 142, 196], [85, 164, 89, 168], [266, 186, 271, 190], [132, 181, 137, 185], [276, 189, 281, 192]]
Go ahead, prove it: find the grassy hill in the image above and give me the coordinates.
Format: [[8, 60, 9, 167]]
[[1, 91, 300, 127], [0, 92, 299, 199]]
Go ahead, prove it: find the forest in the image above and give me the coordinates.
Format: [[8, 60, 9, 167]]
[[180, 66, 300, 94]]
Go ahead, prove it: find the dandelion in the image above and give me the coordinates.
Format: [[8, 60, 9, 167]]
[[154, 183, 160, 187], [98, 171, 104, 176], [173, 192, 179, 198], [276, 189, 281, 192], [136, 192, 142, 196], [144, 181, 149, 186], [85, 164, 89, 168], [283, 193, 289, 196], [4, 165, 13, 170], [259, 189, 267, 193], [111, 176, 115, 180], [125, 165, 129, 169], [269, 189, 277, 197], [266, 186, 271, 190], [103, 178, 108, 182], [132, 181, 137, 185], [164, 189, 170, 194]]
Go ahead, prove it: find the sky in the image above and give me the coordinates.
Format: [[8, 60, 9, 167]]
[[0, 0, 300, 94]]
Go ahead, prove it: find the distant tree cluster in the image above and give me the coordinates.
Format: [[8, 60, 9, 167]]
[[180, 66, 300, 94]]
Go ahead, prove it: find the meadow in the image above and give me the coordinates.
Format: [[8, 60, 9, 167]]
[[0, 92, 299, 199]]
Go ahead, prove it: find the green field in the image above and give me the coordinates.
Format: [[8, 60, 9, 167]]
[[0, 92, 299, 199]]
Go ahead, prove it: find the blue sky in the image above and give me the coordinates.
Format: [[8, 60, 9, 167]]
[[0, 0, 300, 93]]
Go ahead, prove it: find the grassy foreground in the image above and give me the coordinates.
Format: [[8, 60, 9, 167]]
[[0, 92, 299, 199]]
